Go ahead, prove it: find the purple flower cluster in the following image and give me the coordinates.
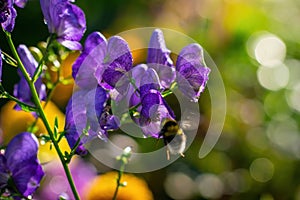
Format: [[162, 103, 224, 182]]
[[1, 0, 211, 197], [65, 29, 210, 153], [65, 31, 129, 154], [0, 132, 44, 198], [1, 1, 87, 197]]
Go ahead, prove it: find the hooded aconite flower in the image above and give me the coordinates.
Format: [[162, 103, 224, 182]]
[[176, 43, 211, 102], [72, 31, 133, 90], [127, 64, 175, 138], [0, 132, 44, 198], [84, 171, 154, 200], [40, 0, 86, 50], [147, 29, 210, 102], [0, 0, 27, 32], [147, 29, 175, 88]]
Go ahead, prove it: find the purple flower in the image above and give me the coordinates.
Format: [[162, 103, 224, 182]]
[[0, 0, 16, 32], [127, 64, 175, 138], [0, 132, 44, 198], [176, 44, 211, 102], [64, 86, 119, 155], [13, 45, 46, 110], [147, 29, 210, 102], [0, 0, 28, 32], [40, 0, 86, 50], [14, 0, 28, 8], [147, 29, 173, 67], [147, 29, 176, 89], [72, 31, 132, 90]]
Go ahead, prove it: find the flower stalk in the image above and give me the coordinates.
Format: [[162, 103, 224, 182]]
[[112, 146, 132, 200], [5, 31, 80, 200]]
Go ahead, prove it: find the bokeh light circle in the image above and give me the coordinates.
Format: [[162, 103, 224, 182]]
[[253, 33, 286, 67], [257, 63, 289, 91], [249, 158, 274, 183]]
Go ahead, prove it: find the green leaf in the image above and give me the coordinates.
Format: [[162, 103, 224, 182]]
[[54, 116, 59, 139], [27, 124, 39, 134], [18, 102, 37, 112], [57, 131, 66, 143], [32, 63, 44, 83]]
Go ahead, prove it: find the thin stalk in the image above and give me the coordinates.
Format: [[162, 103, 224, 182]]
[[33, 34, 54, 83], [5, 32, 80, 200], [1, 50, 18, 67], [0, 88, 36, 111], [112, 147, 131, 200], [112, 164, 125, 200]]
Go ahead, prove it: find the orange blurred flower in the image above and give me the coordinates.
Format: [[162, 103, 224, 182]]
[[84, 171, 154, 200]]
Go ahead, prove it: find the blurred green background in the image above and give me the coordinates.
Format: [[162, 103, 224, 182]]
[[1, 0, 300, 199]]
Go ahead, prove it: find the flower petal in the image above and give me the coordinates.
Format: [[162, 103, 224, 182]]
[[101, 36, 132, 89], [5, 132, 39, 172], [4, 132, 44, 196], [140, 91, 161, 124], [55, 3, 86, 50], [17, 45, 37, 77], [40, 0, 53, 31], [65, 88, 109, 155], [14, 0, 28, 8], [148, 63, 176, 89], [99, 112, 120, 131], [1, 7, 17, 32], [65, 90, 89, 155], [40, 0, 86, 50], [139, 68, 161, 97], [57, 39, 82, 51], [147, 29, 173, 66], [12, 161, 44, 197], [85, 86, 108, 131], [141, 105, 174, 138], [73, 32, 107, 89], [176, 44, 210, 101], [0, 155, 9, 189]]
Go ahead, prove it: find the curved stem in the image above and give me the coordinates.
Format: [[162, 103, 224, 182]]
[[5, 32, 80, 200]]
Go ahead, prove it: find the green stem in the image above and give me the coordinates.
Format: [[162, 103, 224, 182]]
[[5, 32, 80, 200], [112, 164, 125, 200], [33, 34, 54, 83], [0, 89, 37, 111], [112, 147, 131, 200]]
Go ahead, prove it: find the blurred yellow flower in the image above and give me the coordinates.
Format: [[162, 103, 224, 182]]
[[84, 171, 154, 200], [0, 100, 70, 162]]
